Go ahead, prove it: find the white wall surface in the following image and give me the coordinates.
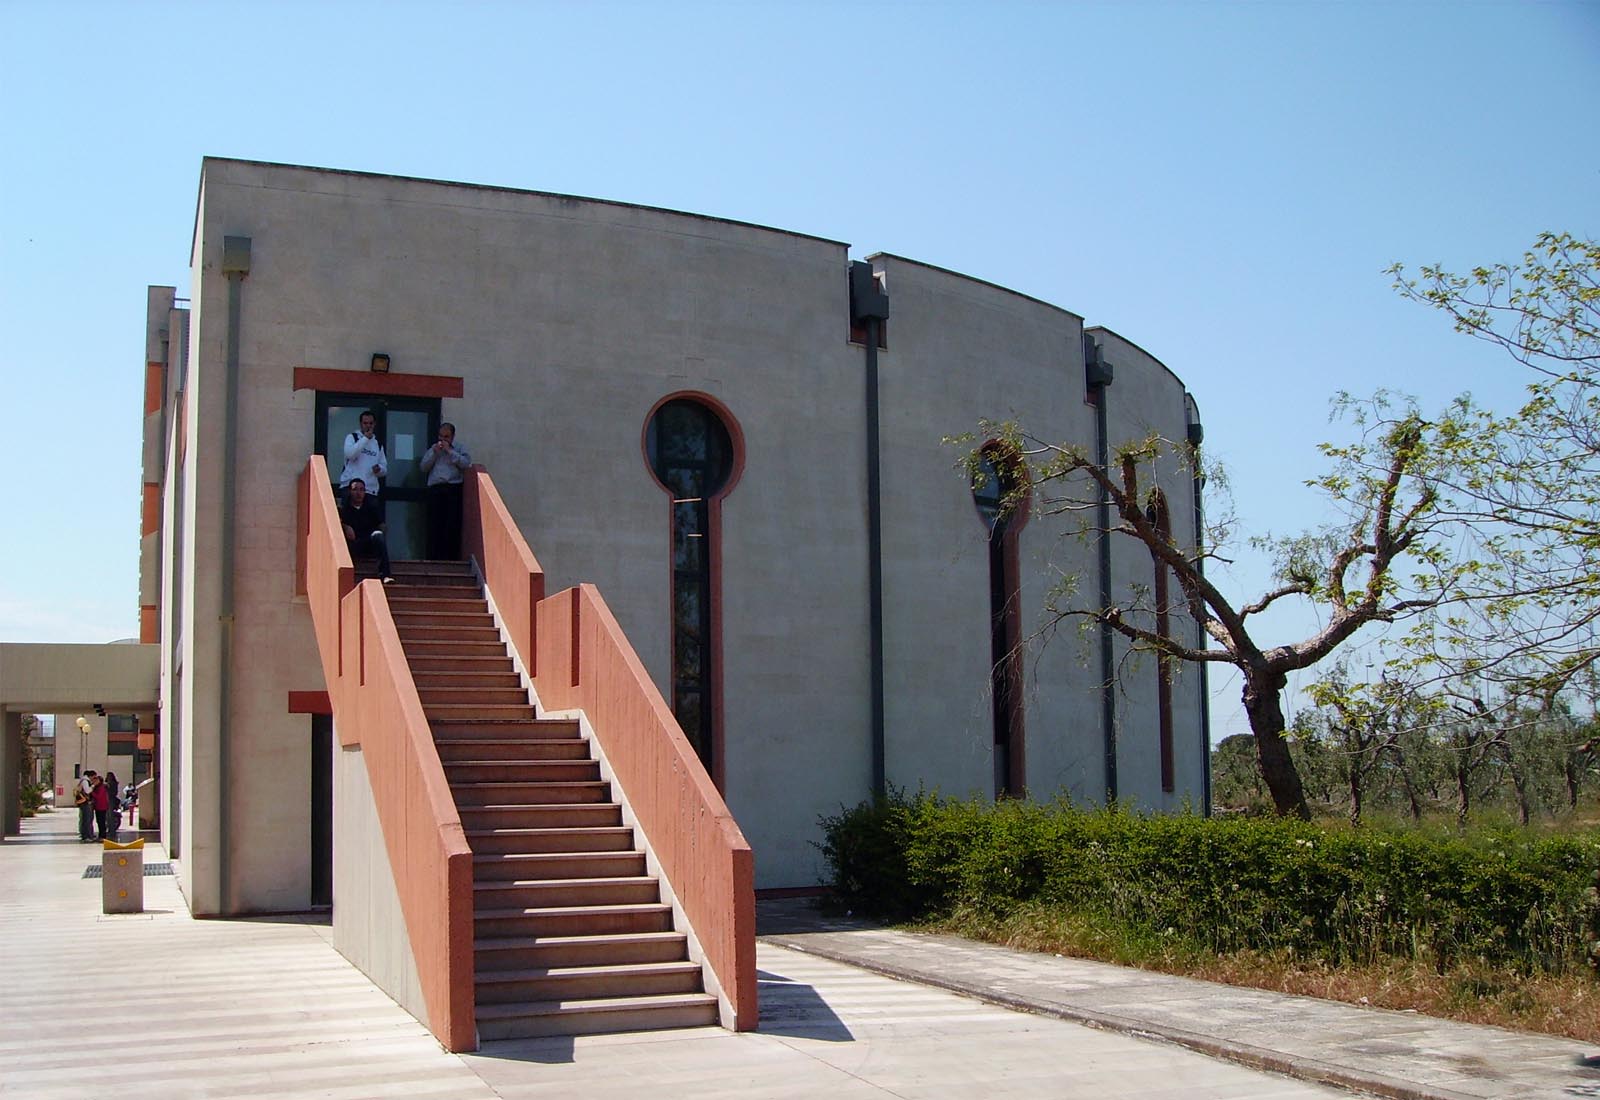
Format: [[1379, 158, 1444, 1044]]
[[332, 740, 427, 1025]]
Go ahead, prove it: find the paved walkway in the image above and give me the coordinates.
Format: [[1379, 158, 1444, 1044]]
[[758, 900, 1599, 1100], [1, 808, 1591, 1099]]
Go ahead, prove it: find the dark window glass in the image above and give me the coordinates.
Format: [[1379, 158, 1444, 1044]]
[[973, 446, 1025, 798], [647, 399, 734, 773]]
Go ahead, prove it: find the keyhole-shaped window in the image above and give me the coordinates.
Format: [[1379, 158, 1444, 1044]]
[[645, 397, 739, 782], [972, 444, 1028, 798]]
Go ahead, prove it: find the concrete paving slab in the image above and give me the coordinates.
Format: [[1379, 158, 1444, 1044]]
[[757, 897, 1599, 1100], [0, 810, 497, 1100]]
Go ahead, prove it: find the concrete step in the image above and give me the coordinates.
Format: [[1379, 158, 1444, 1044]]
[[472, 850, 646, 880], [418, 686, 529, 706], [475, 960, 703, 1004], [432, 718, 580, 740], [465, 825, 634, 854], [436, 739, 591, 763], [474, 931, 689, 970], [380, 574, 480, 591], [395, 610, 496, 630], [446, 760, 601, 784], [474, 877, 660, 909], [402, 640, 507, 659], [401, 625, 503, 643], [474, 902, 674, 939], [387, 595, 490, 616], [412, 671, 523, 690], [458, 803, 624, 831], [476, 993, 719, 1040], [392, 559, 476, 576], [425, 703, 537, 722], [407, 654, 517, 674], [450, 780, 610, 806], [473, 991, 720, 1042]]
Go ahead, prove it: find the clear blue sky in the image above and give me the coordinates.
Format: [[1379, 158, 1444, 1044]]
[[2, 1, 1595, 739]]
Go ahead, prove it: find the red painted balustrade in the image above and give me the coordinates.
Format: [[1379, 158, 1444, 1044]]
[[463, 468, 757, 1030], [298, 457, 476, 1052]]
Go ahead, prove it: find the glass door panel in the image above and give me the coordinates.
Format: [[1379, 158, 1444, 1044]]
[[313, 393, 440, 564]]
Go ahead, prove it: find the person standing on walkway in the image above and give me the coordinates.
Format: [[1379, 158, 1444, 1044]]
[[340, 478, 394, 583], [103, 771, 121, 841], [338, 410, 388, 500], [90, 774, 111, 841], [76, 770, 96, 842], [420, 421, 471, 560]]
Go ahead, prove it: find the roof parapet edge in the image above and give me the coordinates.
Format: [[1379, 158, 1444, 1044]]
[[864, 251, 1086, 324], [197, 156, 850, 249]]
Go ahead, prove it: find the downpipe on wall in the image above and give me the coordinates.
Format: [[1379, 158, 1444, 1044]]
[[218, 236, 251, 912], [1186, 403, 1212, 815], [1084, 335, 1118, 805], [850, 262, 890, 799]]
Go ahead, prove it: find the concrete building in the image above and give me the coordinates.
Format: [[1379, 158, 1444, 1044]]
[[129, 158, 1208, 1044], [0, 642, 159, 837]]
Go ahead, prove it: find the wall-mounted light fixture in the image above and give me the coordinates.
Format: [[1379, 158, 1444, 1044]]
[[370, 352, 391, 374]]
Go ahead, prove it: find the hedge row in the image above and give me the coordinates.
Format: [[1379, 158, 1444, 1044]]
[[819, 792, 1600, 974]]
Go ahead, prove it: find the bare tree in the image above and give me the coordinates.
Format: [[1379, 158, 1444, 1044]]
[[974, 409, 1457, 821]]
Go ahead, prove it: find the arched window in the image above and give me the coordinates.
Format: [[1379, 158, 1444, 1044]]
[[644, 394, 743, 787], [1144, 489, 1176, 793], [972, 443, 1029, 798]]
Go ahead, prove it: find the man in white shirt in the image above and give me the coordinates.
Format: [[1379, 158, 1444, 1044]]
[[76, 770, 96, 842], [338, 410, 388, 498]]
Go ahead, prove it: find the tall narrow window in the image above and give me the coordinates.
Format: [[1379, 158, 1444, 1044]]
[[645, 395, 742, 787], [972, 443, 1029, 798], [1145, 489, 1176, 793]]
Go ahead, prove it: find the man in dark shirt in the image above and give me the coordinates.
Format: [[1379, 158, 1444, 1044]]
[[339, 478, 393, 582]]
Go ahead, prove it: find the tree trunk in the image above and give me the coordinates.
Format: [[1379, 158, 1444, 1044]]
[[1391, 748, 1425, 823], [1242, 672, 1311, 820], [1504, 749, 1532, 826]]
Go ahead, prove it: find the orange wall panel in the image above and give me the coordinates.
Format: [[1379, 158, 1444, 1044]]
[[144, 361, 164, 415], [141, 482, 160, 535]]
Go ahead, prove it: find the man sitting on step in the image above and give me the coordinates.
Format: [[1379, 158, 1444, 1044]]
[[340, 477, 393, 583]]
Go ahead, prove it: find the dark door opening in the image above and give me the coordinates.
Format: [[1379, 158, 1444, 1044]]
[[310, 714, 332, 908], [314, 393, 441, 561]]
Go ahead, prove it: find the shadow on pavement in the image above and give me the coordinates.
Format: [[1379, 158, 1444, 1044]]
[[756, 966, 854, 1042], [756, 895, 878, 936], [474, 1034, 578, 1064]]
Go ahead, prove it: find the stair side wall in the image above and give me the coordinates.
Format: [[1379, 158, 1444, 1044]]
[[333, 738, 429, 1028]]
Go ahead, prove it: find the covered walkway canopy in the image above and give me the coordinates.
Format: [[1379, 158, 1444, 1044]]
[[0, 642, 158, 836]]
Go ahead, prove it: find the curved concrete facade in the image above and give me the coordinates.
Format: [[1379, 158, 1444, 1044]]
[[147, 158, 1206, 907]]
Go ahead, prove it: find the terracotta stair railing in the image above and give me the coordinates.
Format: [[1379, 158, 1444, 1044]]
[[360, 557, 719, 1039]]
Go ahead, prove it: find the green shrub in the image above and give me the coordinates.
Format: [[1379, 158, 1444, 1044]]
[[819, 792, 1600, 976]]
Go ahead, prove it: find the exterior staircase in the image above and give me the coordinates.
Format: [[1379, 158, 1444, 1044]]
[[361, 558, 720, 1040]]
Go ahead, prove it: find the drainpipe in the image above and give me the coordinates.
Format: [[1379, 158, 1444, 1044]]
[[1084, 335, 1117, 805], [218, 235, 251, 912], [850, 261, 890, 799], [1186, 396, 1212, 816]]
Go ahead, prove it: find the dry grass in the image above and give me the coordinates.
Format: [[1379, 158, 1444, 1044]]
[[920, 904, 1600, 1042]]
